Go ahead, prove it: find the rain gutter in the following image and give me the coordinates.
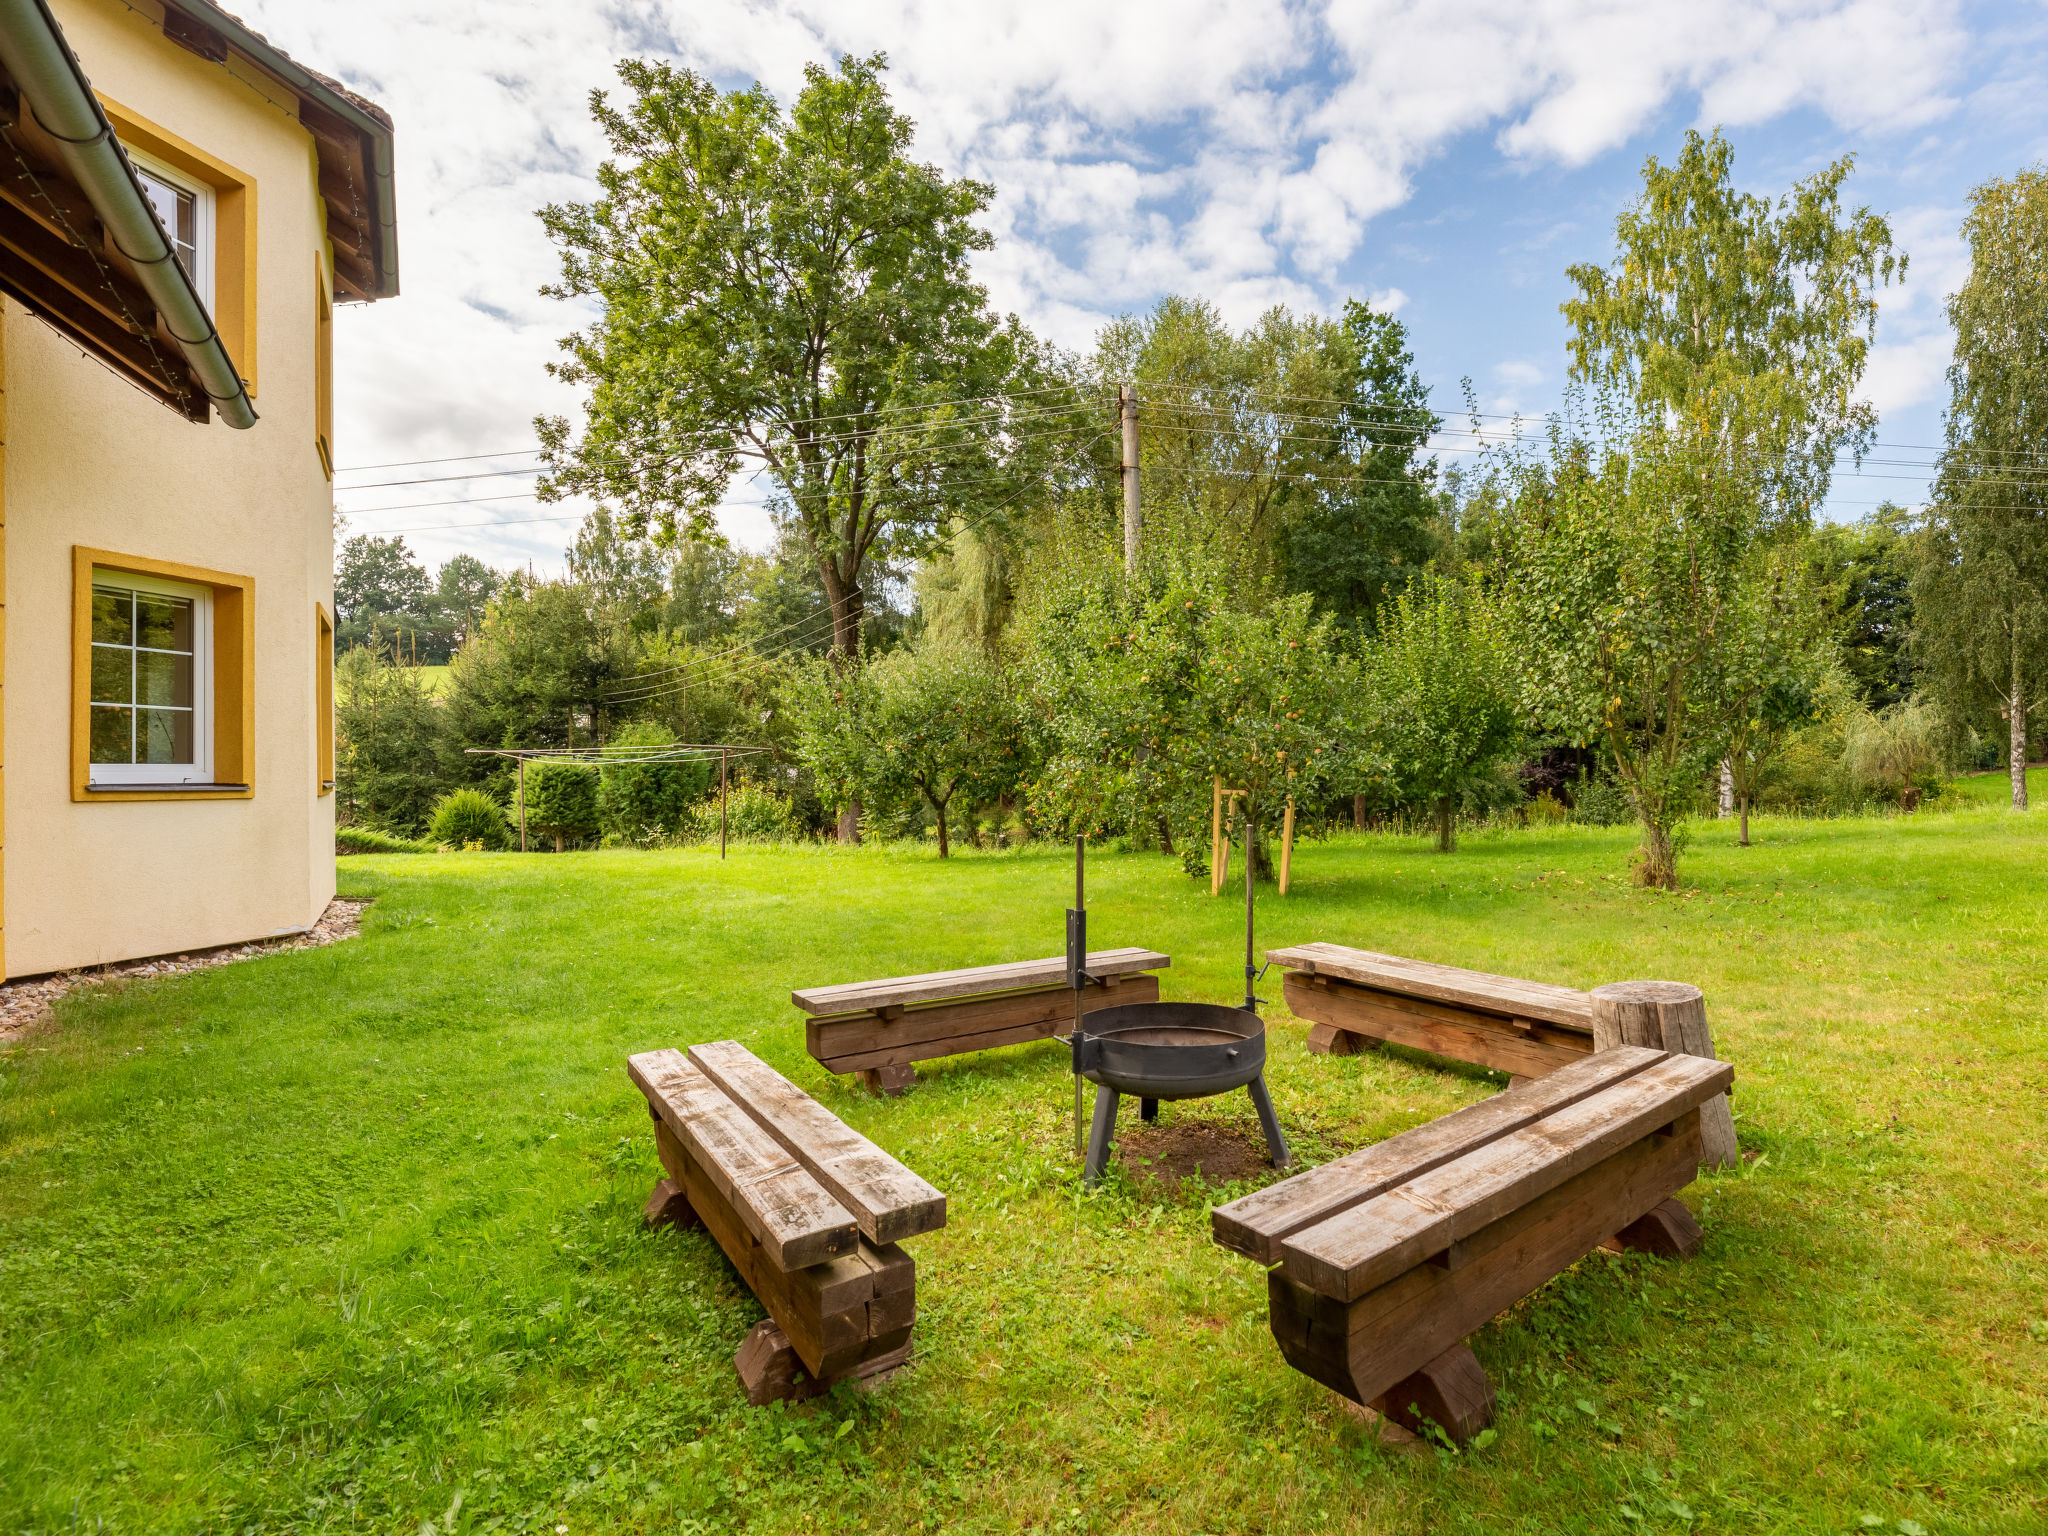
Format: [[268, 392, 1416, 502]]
[[0, 0, 256, 427]]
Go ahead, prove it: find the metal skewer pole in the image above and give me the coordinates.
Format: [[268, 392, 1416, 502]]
[[1070, 834, 1087, 1160], [1243, 812, 1258, 1011]]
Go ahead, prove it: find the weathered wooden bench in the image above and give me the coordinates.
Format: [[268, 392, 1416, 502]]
[[1211, 1046, 1732, 1443], [1269, 942, 1596, 1079], [796, 948, 1170, 1095], [628, 1040, 947, 1404]]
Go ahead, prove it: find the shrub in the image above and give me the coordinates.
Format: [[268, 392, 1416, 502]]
[[1844, 700, 1946, 810], [524, 760, 600, 851], [597, 722, 712, 843], [687, 780, 798, 843], [428, 787, 511, 850], [1570, 771, 1634, 827], [336, 825, 429, 854]]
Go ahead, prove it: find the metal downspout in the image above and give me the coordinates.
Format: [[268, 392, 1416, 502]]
[[0, 0, 257, 427]]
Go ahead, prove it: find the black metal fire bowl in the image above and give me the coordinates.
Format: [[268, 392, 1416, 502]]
[[1074, 1001, 1268, 1099], [1072, 1000, 1290, 1183]]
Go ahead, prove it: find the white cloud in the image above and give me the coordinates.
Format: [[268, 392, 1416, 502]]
[[225, 0, 1976, 569]]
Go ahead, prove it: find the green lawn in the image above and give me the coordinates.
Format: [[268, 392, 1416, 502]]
[[1949, 766, 2047, 806], [3, 810, 2044, 1534]]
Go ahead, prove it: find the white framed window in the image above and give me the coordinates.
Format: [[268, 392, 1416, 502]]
[[88, 570, 213, 785], [127, 148, 213, 309]]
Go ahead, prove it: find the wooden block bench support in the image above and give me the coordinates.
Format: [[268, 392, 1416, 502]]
[[628, 1043, 945, 1403], [795, 948, 1170, 1095], [1212, 1046, 1732, 1444], [1269, 942, 1596, 1078]]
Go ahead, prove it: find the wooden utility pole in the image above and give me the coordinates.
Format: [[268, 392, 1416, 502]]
[[1119, 382, 1140, 573]]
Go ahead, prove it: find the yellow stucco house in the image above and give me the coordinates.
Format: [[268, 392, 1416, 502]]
[[0, 0, 397, 976]]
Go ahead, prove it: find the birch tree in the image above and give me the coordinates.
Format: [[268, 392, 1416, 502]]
[[1913, 167, 2048, 810]]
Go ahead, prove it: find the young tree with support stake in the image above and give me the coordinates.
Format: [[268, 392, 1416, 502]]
[[1515, 128, 1902, 883], [1498, 411, 1789, 888], [536, 53, 1070, 841], [1912, 167, 2048, 811]]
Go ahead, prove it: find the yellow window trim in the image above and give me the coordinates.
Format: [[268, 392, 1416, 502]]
[[72, 547, 254, 803], [313, 256, 333, 478], [96, 94, 259, 399], [315, 602, 334, 795]]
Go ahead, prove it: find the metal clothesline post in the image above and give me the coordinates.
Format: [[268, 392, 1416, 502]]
[[720, 747, 729, 860]]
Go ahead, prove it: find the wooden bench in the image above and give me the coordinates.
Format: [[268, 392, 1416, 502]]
[[1269, 942, 1596, 1079], [1210, 1046, 1732, 1443], [628, 1040, 947, 1404], [795, 948, 1170, 1095]]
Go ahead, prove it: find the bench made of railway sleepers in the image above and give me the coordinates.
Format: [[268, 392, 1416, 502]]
[[628, 1040, 947, 1404], [1210, 1046, 1732, 1443], [1268, 941, 1597, 1079], [795, 947, 1170, 1095]]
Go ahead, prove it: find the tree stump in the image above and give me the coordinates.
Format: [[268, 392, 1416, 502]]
[[1371, 1342, 1496, 1444], [1590, 981, 1739, 1170]]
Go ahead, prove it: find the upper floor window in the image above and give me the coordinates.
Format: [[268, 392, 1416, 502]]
[[129, 150, 213, 308]]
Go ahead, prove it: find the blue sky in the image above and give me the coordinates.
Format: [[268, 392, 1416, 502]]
[[231, 0, 2048, 575]]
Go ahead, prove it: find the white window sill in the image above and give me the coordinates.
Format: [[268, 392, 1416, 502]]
[[85, 782, 251, 793]]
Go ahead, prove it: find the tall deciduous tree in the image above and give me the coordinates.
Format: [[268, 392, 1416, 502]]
[[1562, 127, 1902, 522], [1361, 573, 1519, 852], [536, 54, 1055, 665], [1275, 299, 1442, 630], [1913, 167, 2048, 811], [335, 534, 439, 657], [1085, 297, 1438, 615], [435, 554, 501, 653]]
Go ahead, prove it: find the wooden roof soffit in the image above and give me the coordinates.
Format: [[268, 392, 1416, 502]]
[[0, 74, 207, 419], [156, 0, 397, 301]]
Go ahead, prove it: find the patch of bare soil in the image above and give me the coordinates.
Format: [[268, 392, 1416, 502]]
[[0, 896, 370, 1045], [1115, 1118, 1274, 1193]]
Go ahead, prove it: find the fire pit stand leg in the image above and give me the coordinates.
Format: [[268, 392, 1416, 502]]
[[1246, 1074, 1291, 1168], [1140, 1097, 1158, 1123], [1083, 1084, 1121, 1184]]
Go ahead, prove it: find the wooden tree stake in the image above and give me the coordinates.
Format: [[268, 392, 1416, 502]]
[[1590, 980, 1739, 1170], [1211, 776, 1224, 895], [1279, 798, 1296, 895]]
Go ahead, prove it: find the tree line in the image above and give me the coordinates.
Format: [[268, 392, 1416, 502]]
[[333, 55, 2048, 889]]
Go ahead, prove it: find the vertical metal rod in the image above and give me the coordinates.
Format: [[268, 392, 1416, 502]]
[[1072, 833, 1086, 1160], [517, 757, 527, 853], [1120, 383, 1141, 573], [719, 747, 729, 860], [1243, 812, 1257, 1011]]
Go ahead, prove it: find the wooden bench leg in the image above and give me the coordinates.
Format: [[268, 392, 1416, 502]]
[[857, 1063, 917, 1096], [736, 1319, 830, 1404], [642, 1176, 700, 1231], [1306, 1022, 1370, 1056], [735, 1318, 917, 1406], [1371, 1342, 1496, 1445], [1604, 1197, 1704, 1259]]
